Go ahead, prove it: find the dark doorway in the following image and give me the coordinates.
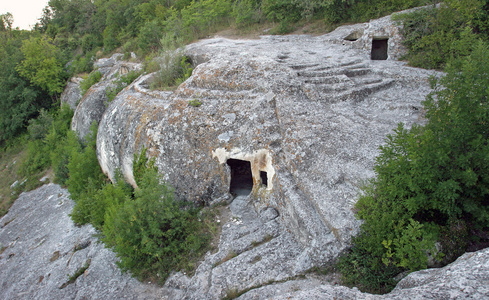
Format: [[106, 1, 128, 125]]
[[227, 159, 253, 195], [260, 171, 268, 187], [371, 39, 388, 60]]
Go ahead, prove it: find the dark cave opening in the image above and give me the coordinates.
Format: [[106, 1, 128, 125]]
[[260, 171, 268, 187], [227, 158, 253, 195], [371, 38, 388, 60]]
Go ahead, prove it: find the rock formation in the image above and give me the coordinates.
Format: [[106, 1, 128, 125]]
[[0, 184, 164, 299], [3, 8, 487, 300], [1, 184, 488, 299], [70, 53, 142, 139], [97, 15, 435, 273], [60, 76, 83, 110]]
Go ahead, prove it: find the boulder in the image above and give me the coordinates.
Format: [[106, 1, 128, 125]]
[[71, 53, 142, 139], [60, 76, 83, 110]]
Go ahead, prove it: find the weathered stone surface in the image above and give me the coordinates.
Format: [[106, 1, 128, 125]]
[[0, 184, 164, 299], [60, 76, 83, 110], [72, 53, 142, 139], [5, 9, 488, 300], [98, 29, 435, 272], [238, 247, 489, 299], [1, 184, 488, 299]]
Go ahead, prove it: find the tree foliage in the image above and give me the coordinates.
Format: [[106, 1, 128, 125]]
[[16, 36, 66, 96], [0, 30, 51, 144], [339, 41, 489, 293], [395, 0, 489, 69]]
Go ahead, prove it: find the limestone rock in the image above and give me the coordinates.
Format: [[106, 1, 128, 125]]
[[60, 76, 83, 110], [238, 247, 489, 299], [72, 53, 142, 139], [98, 30, 435, 273], [1, 184, 488, 299], [0, 184, 164, 299], [7, 8, 486, 300]]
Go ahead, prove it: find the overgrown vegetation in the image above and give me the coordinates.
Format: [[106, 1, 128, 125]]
[[2, 0, 436, 145], [80, 71, 102, 95], [106, 70, 142, 101], [394, 0, 489, 69], [338, 42, 489, 293], [149, 50, 193, 90], [67, 145, 218, 283]]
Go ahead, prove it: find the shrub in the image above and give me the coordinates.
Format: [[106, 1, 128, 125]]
[[19, 104, 74, 177], [188, 99, 202, 107], [339, 41, 489, 293], [26, 109, 53, 141], [232, 0, 263, 28], [66, 122, 105, 202], [80, 71, 102, 95], [69, 54, 95, 75], [71, 172, 131, 229], [102, 151, 212, 283], [150, 50, 193, 90], [106, 70, 142, 102], [50, 130, 81, 185], [394, 0, 487, 69]]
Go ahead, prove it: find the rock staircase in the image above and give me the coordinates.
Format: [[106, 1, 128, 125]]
[[168, 192, 308, 299], [290, 60, 395, 103]]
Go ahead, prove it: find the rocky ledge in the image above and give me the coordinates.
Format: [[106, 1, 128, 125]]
[[1, 185, 488, 299]]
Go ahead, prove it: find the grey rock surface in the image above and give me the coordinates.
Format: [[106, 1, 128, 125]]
[[0, 184, 163, 299], [239, 247, 489, 299], [72, 53, 142, 139], [97, 21, 436, 274], [5, 8, 488, 300], [60, 76, 83, 110], [1, 184, 488, 299]]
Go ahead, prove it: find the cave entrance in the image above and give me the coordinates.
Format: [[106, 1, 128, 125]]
[[227, 158, 253, 195], [260, 171, 268, 187], [371, 38, 388, 60]]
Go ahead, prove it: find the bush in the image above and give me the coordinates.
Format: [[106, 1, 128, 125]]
[[106, 70, 142, 102], [103, 165, 211, 283], [339, 41, 489, 293], [394, 0, 487, 69], [19, 104, 74, 177], [69, 54, 95, 75], [50, 130, 80, 185], [26, 109, 53, 141], [232, 0, 263, 28], [80, 71, 102, 95], [150, 51, 193, 90], [66, 122, 105, 201], [71, 172, 131, 229]]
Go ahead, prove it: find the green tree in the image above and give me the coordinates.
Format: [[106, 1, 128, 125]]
[[0, 30, 52, 144], [103, 164, 210, 283], [395, 0, 488, 69], [339, 41, 489, 293], [0, 12, 14, 32], [16, 35, 66, 97]]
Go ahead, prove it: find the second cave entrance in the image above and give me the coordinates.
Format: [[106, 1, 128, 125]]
[[227, 158, 253, 195], [371, 38, 388, 60]]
